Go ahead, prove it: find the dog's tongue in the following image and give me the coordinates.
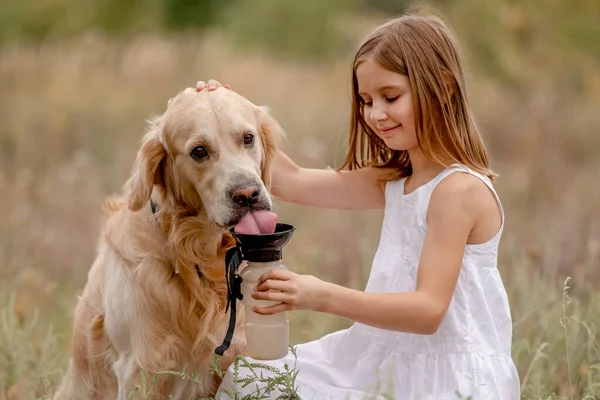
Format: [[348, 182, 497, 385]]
[[234, 211, 278, 235]]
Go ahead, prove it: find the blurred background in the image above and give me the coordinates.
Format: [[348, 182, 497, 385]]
[[0, 0, 599, 398]]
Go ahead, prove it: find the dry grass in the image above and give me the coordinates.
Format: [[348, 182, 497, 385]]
[[0, 11, 599, 399]]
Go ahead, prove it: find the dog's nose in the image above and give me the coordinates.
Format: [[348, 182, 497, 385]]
[[230, 183, 260, 207]]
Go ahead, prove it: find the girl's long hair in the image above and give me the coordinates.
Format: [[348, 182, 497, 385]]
[[339, 13, 497, 181]]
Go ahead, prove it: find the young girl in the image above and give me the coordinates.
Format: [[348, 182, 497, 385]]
[[199, 12, 520, 400]]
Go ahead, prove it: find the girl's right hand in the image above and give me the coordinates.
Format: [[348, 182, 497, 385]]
[[196, 79, 231, 92]]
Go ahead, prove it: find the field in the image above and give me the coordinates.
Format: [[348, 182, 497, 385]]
[[0, 2, 599, 399]]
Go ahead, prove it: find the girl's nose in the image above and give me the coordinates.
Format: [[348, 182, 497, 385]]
[[369, 105, 387, 124]]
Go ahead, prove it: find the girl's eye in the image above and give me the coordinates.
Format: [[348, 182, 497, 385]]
[[363, 100, 373, 107], [385, 96, 399, 103], [243, 134, 254, 147], [190, 145, 208, 161]]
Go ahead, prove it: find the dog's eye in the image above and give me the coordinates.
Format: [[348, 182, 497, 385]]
[[243, 134, 254, 147], [190, 145, 208, 161]]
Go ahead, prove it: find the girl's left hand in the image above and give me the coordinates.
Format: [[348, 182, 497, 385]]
[[251, 270, 330, 315]]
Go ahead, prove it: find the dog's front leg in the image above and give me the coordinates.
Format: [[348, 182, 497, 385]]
[[113, 355, 141, 400]]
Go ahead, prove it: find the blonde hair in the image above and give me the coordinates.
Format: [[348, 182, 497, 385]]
[[340, 13, 497, 181]]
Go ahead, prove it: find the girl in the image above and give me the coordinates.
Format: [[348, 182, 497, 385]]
[[199, 12, 520, 400]]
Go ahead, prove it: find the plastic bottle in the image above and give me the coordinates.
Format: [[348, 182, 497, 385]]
[[231, 223, 295, 360], [240, 260, 289, 360]]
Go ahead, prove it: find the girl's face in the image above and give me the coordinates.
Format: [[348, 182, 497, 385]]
[[356, 57, 418, 152]]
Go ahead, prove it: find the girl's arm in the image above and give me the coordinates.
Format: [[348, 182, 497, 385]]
[[271, 150, 388, 210], [253, 173, 490, 334]]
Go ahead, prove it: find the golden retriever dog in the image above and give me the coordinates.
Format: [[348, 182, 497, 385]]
[[54, 87, 283, 399]]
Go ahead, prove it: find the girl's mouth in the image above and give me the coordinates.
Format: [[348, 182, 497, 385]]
[[378, 125, 401, 136]]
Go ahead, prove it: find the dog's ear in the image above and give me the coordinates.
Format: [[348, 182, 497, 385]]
[[255, 106, 285, 191], [127, 126, 167, 211]]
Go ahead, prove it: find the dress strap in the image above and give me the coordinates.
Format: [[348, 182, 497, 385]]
[[431, 164, 505, 232]]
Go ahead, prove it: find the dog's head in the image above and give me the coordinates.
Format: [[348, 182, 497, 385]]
[[126, 88, 282, 228]]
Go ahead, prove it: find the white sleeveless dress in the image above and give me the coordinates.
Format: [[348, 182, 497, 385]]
[[217, 165, 521, 400]]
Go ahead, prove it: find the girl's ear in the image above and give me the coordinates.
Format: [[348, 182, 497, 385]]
[[127, 125, 167, 211], [442, 70, 457, 102], [255, 106, 285, 192]]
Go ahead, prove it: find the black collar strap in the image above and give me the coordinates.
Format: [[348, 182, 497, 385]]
[[147, 198, 243, 355], [150, 198, 160, 214], [215, 245, 244, 356]]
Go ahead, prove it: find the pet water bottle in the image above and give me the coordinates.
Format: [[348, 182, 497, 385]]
[[234, 224, 295, 360]]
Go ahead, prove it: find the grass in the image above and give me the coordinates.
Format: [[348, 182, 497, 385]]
[[121, 350, 301, 400], [3, 276, 598, 399], [0, 2, 599, 399]]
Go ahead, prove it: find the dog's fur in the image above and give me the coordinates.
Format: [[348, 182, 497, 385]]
[[55, 88, 283, 399]]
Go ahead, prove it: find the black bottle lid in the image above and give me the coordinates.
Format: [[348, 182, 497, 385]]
[[230, 223, 295, 262]]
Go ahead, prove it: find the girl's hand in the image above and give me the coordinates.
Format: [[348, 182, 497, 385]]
[[195, 79, 231, 92], [251, 270, 330, 315], [166, 79, 231, 108]]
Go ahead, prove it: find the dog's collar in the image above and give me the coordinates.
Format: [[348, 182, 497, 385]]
[[149, 199, 201, 278], [148, 200, 245, 357], [150, 198, 160, 214]]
